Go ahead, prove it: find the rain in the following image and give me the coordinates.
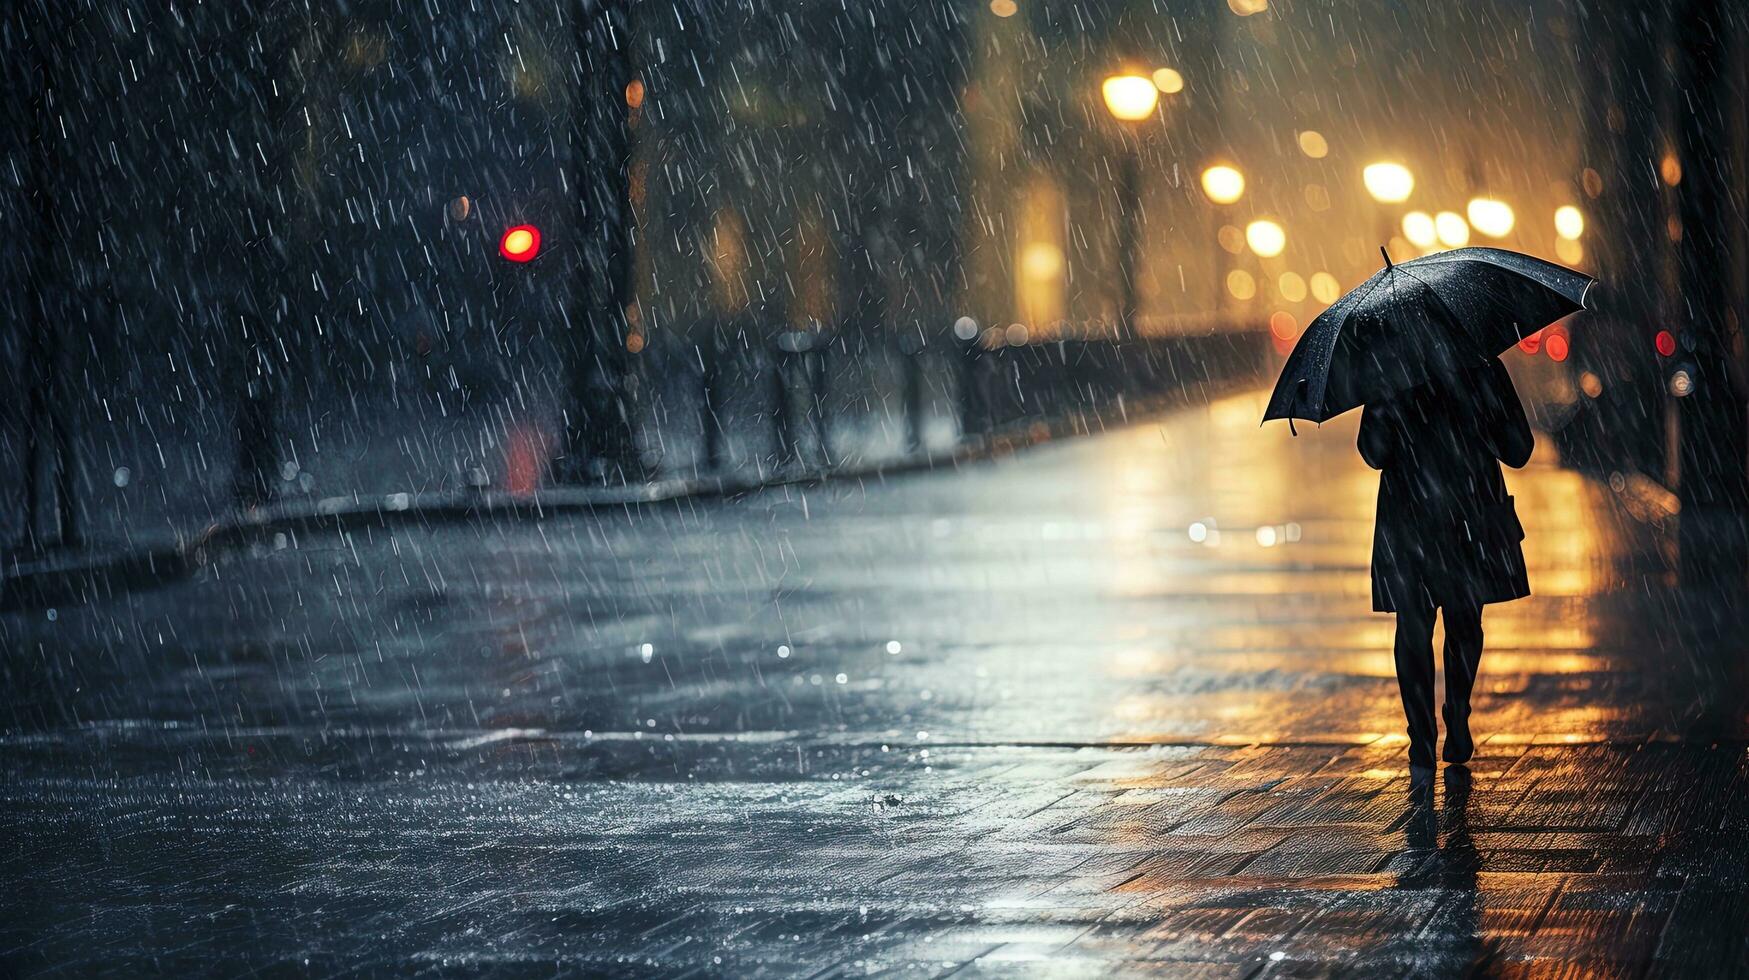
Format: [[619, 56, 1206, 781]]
[[3, 0, 1747, 974]]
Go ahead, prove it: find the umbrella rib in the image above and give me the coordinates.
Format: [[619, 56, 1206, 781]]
[[1396, 266, 1472, 344]]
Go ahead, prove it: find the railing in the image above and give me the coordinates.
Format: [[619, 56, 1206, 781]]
[[2, 318, 1270, 554]]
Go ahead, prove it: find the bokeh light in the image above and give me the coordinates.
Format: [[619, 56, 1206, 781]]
[[1545, 330, 1569, 362], [1201, 165, 1245, 204], [1297, 131, 1328, 159], [1226, 269, 1257, 300], [1401, 211, 1437, 248], [1152, 68, 1184, 94], [1277, 271, 1307, 302], [499, 225, 541, 262], [1434, 211, 1470, 247], [1101, 75, 1159, 121], [1466, 198, 1515, 238], [1269, 310, 1297, 339], [1245, 219, 1286, 257], [1660, 152, 1683, 186], [1362, 162, 1414, 203], [1309, 272, 1341, 304], [1554, 205, 1584, 239]]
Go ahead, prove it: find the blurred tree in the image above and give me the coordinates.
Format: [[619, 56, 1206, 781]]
[[554, 0, 644, 484]]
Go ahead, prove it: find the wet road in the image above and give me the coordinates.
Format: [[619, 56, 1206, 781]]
[[3, 390, 1746, 976]]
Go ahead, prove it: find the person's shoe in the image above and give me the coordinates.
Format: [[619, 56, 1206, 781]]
[[1409, 737, 1437, 772], [1442, 705, 1474, 764]]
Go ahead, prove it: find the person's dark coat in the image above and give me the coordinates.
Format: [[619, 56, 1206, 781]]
[[1358, 357, 1533, 613]]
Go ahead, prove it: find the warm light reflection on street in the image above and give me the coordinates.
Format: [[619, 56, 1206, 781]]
[[915, 387, 1649, 749]]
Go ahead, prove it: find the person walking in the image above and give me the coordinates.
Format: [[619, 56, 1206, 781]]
[[1357, 357, 1532, 775]]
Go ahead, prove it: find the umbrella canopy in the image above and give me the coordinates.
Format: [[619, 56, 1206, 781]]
[[1264, 246, 1594, 425]]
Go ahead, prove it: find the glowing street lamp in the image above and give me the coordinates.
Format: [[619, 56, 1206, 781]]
[[1362, 162, 1414, 203], [1554, 205, 1584, 240], [1101, 74, 1159, 122], [1401, 211, 1438, 249], [1200, 165, 1245, 205], [1466, 198, 1515, 238], [1101, 74, 1158, 336], [1434, 211, 1470, 247], [1245, 219, 1286, 258]]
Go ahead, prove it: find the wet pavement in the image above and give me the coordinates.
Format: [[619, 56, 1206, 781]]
[[3, 389, 1747, 977]]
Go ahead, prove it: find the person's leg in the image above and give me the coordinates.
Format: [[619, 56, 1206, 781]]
[[1392, 590, 1438, 771], [1442, 602, 1484, 763]]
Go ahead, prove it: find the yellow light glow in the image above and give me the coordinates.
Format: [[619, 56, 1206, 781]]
[[1309, 272, 1341, 304], [1216, 225, 1245, 254], [1556, 237, 1584, 265], [988, 0, 1017, 14], [1200, 165, 1245, 204], [1152, 68, 1184, 94], [1401, 211, 1437, 248], [1227, 0, 1268, 14], [1435, 211, 1470, 247], [1277, 271, 1307, 302], [1020, 241, 1063, 280], [1297, 131, 1328, 159], [1245, 219, 1286, 258], [1226, 269, 1257, 300], [1467, 198, 1515, 238], [1555, 205, 1584, 240], [1362, 162, 1414, 203], [1101, 75, 1159, 121], [503, 228, 535, 255]]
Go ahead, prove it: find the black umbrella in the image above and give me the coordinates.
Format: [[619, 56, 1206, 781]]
[[1263, 246, 1595, 427]]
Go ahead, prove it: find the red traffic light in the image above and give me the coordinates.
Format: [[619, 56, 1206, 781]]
[[499, 225, 541, 262]]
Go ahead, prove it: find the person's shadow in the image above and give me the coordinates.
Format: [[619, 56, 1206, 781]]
[[1396, 767, 1489, 974]]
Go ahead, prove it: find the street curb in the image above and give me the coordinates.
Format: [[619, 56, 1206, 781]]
[[0, 384, 1231, 613]]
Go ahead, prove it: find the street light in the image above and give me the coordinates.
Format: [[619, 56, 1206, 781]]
[[1434, 211, 1470, 247], [1362, 162, 1414, 203], [1554, 205, 1584, 239], [1245, 219, 1286, 258], [1466, 198, 1515, 238], [1401, 211, 1438, 249], [1200, 165, 1245, 205], [1102, 73, 1159, 337], [1101, 74, 1158, 121]]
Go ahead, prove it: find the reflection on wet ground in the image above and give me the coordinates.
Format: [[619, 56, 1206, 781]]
[[3, 391, 1746, 975]]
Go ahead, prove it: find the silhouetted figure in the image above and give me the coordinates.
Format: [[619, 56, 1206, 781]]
[[1359, 357, 1532, 773]]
